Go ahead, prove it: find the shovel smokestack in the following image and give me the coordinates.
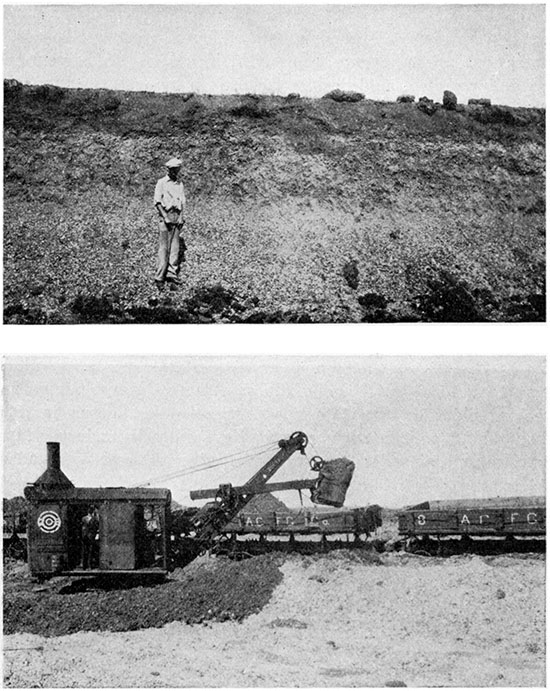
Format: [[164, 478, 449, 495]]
[[33, 442, 74, 489], [47, 442, 60, 470]]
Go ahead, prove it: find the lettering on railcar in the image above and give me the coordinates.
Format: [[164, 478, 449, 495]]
[[275, 513, 297, 526], [236, 512, 339, 529], [244, 516, 264, 527], [413, 508, 543, 529]]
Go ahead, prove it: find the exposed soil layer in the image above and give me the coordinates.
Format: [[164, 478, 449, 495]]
[[4, 84, 545, 323]]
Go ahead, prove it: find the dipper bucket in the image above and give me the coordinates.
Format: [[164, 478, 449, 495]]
[[310, 457, 355, 508]]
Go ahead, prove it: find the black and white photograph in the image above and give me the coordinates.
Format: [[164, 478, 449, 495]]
[[3, 356, 545, 687], [3, 4, 545, 324], [1, 3, 547, 689]]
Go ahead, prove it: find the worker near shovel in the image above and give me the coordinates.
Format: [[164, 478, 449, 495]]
[[81, 506, 99, 569], [153, 157, 187, 290]]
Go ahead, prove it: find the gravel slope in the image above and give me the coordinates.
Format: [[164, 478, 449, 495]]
[[3, 551, 544, 688], [4, 88, 545, 323]]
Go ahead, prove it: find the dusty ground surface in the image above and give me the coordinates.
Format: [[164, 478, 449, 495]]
[[3, 550, 545, 687]]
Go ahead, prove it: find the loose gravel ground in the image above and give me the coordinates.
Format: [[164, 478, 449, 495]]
[[3, 551, 545, 687]]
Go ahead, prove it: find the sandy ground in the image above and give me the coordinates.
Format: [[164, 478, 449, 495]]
[[3, 552, 545, 688]]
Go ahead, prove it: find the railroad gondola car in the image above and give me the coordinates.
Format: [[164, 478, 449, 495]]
[[398, 497, 545, 553]]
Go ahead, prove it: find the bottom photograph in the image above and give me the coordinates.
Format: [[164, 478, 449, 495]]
[[3, 355, 545, 688]]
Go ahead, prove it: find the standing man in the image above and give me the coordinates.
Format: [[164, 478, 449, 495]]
[[153, 157, 186, 289], [81, 506, 99, 570]]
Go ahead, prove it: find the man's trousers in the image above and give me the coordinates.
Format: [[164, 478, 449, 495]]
[[155, 221, 181, 282]]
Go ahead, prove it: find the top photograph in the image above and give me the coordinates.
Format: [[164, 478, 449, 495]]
[[3, 4, 545, 324]]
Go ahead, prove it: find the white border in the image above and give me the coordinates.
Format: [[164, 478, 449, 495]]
[[1, 323, 547, 356]]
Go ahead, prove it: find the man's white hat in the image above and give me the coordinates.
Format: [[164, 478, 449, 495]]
[[165, 157, 182, 168]]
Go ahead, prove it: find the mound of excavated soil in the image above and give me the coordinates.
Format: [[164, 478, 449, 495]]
[[3, 551, 545, 688], [3, 554, 283, 637]]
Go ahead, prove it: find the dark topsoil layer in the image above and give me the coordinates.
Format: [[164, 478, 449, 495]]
[[3, 554, 284, 637]]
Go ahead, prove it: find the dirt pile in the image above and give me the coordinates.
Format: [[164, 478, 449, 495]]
[[3, 554, 283, 637], [241, 492, 288, 513], [3, 83, 545, 323], [3, 551, 545, 687]]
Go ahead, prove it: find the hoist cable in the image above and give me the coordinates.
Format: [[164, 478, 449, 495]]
[[135, 447, 276, 487], [168, 450, 262, 489], [172, 448, 279, 479], [133, 440, 279, 487]]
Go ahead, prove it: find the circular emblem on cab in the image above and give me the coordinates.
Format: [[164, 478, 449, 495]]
[[37, 510, 61, 533]]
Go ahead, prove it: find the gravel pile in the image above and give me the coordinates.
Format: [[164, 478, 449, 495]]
[[4, 554, 283, 637]]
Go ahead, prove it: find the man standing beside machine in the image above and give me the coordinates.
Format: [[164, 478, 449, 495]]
[[153, 157, 187, 290], [81, 506, 99, 569]]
